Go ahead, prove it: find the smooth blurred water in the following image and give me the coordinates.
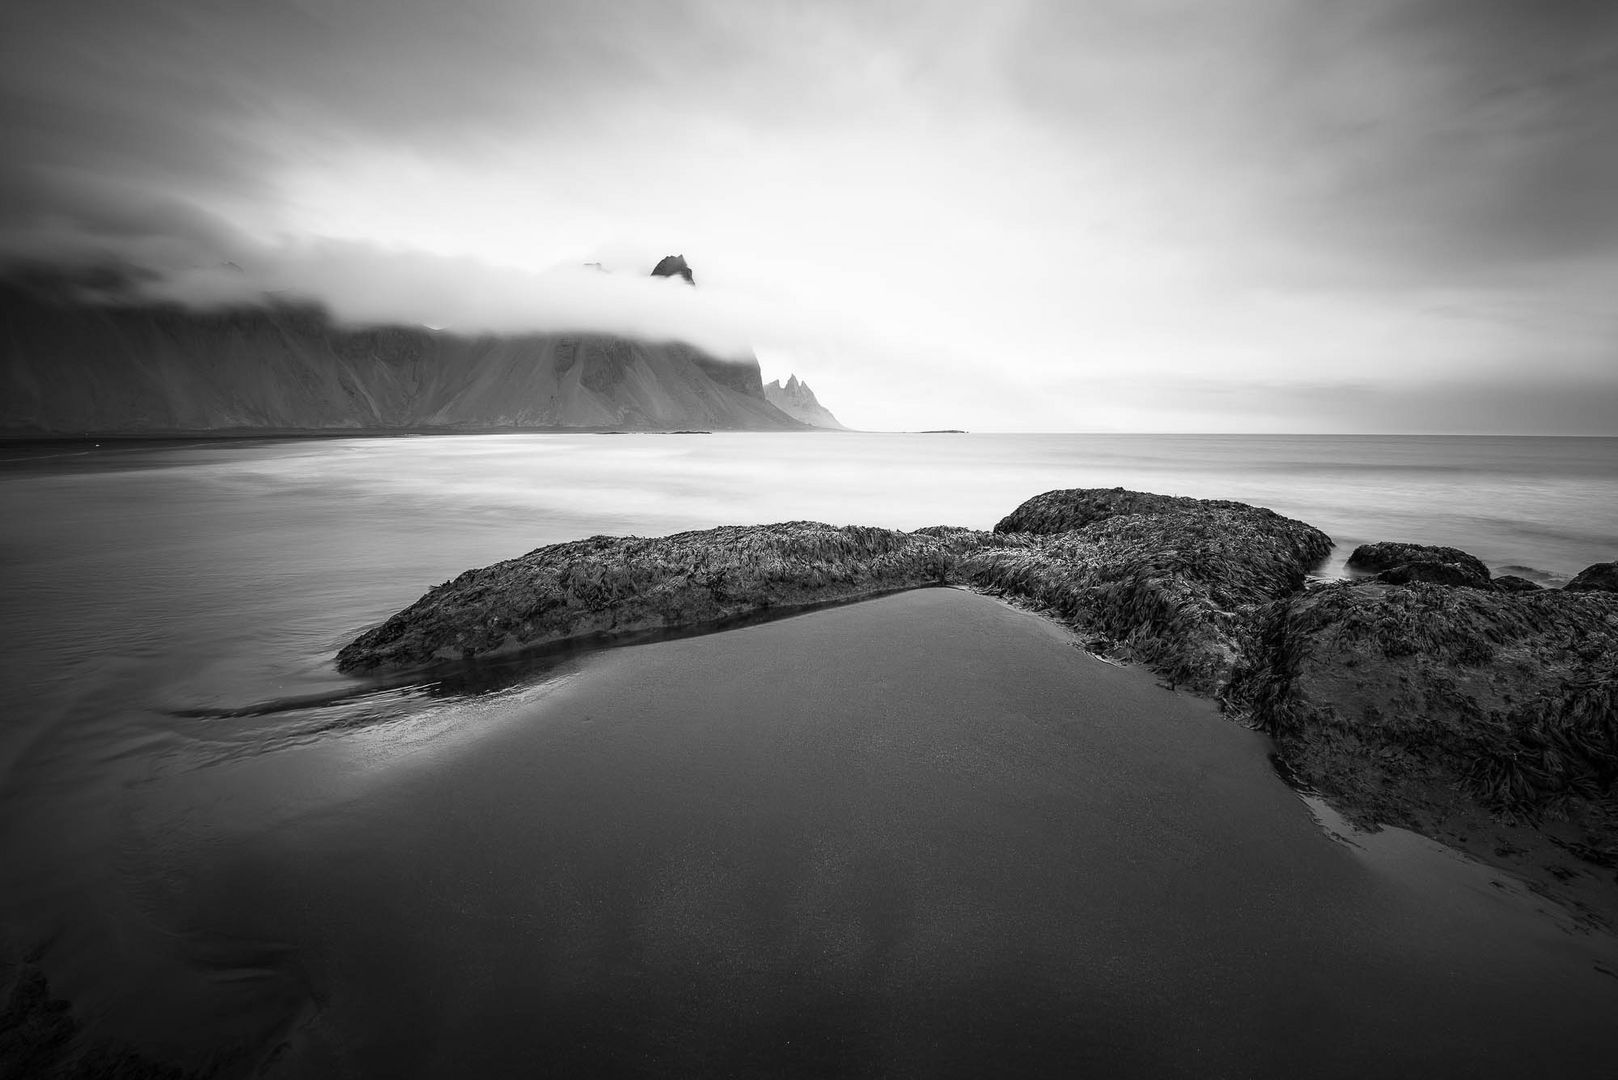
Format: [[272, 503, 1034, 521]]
[[2, 432, 1615, 1076]]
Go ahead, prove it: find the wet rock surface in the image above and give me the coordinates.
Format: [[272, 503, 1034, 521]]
[[1347, 540, 1493, 588], [1234, 580, 1618, 900], [339, 488, 1332, 697], [962, 490, 1333, 693], [1373, 559, 1492, 588], [337, 523, 967, 673], [1492, 574, 1544, 592]]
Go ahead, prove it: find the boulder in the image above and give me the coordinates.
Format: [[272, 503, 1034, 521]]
[[995, 487, 1223, 535], [1492, 574, 1543, 593], [1566, 561, 1618, 593], [1346, 541, 1490, 584]]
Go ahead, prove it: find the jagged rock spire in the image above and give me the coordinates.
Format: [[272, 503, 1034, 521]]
[[651, 254, 695, 285]]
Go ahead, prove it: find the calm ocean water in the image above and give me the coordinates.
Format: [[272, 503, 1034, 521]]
[[2, 432, 1615, 1075]]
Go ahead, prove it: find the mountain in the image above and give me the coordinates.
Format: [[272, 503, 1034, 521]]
[[0, 266, 809, 436], [649, 255, 695, 285], [763, 374, 845, 429]]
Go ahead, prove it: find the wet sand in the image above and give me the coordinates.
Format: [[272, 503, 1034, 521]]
[[9, 588, 1617, 1077]]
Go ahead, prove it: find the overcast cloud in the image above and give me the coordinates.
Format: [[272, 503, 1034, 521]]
[[2, 0, 1615, 432]]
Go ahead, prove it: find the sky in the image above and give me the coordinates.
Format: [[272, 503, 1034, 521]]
[[2, 0, 1616, 433]]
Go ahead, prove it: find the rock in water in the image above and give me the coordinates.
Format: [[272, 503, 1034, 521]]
[[1346, 541, 1491, 586], [336, 523, 972, 673], [1566, 561, 1618, 593], [1491, 574, 1544, 593]]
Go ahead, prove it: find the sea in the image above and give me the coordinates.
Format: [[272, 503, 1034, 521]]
[[2, 432, 1616, 1077]]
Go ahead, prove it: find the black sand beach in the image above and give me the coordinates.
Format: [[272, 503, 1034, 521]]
[[16, 588, 1611, 1077]]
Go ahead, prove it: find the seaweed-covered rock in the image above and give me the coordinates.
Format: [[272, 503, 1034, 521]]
[[1492, 574, 1544, 593], [1347, 541, 1490, 584], [993, 488, 1216, 534], [336, 523, 964, 673], [338, 488, 1333, 694], [1373, 560, 1491, 589], [1240, 581, 1618, 827], [1566, 561, 1618, 593], [964, 492, 1333, 693]]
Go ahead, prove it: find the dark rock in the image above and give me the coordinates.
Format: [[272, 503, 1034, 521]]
[[1236, 581, 1618, 827], [1346, 541, 1490, 583], [964, 496, 1332, 693], [1566, 561, 1618, 593], [1492, 574, 1543, 593], [650, 254, 695, 285], [338, 488, 1332, 696], [995, 487, 1223, 534], [0, 959, 200, 1078], [1373, 560, 1491, 589], [337, 522, 967, 673]]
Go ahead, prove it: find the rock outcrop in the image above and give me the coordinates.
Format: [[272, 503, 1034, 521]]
[[762, 374, 846, 429], [650, 255, 695, 285], [1566, 561, 1618, 593], [1346, 541, 1492, 587], [338, 487, 1331, 699], [965, 488, 1334, 693], [1237, 581, 1618, 830], [0, 280, 805, 434], [336, 523, 968, 672]]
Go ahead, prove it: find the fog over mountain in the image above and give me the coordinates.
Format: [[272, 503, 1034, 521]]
[[3, 0, 1616, 432], [0, 271, 810, 435]]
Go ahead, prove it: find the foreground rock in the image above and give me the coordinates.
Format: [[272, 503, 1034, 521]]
[[337, 523, 974, 673], [339, 488, 1333, 695], [959, 489, 1333, 694], [1237, 580, 1618, 846]]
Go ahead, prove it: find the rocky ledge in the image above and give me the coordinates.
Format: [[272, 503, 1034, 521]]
[[337, 488, 1331, 695], [337, 523, 975, 672]]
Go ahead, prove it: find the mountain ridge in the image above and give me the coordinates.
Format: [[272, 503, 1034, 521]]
[[1, 269, 812, 436], [763, 374, 845, 429]]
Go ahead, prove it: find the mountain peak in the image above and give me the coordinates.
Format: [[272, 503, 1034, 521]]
[[650, 255, 695, 286], [763, 372, 845, 430]]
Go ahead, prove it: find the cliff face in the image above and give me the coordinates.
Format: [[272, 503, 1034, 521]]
[[0, 285, 806, 434], [763, 374, 845, 429]]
